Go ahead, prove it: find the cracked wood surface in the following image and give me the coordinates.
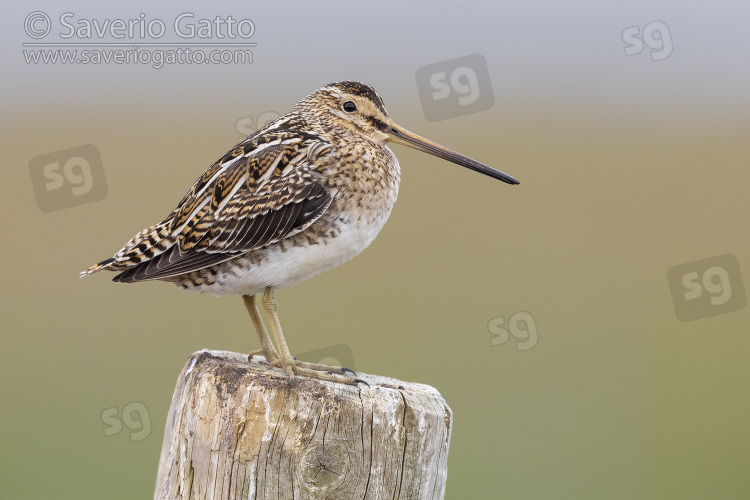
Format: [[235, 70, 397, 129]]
[[154, 350, 452, 500]]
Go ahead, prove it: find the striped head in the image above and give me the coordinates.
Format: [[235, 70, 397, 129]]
[[295, 81, 393, 143], [297, 81, 520, 185]]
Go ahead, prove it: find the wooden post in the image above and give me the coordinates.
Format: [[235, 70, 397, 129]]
[[154, 350, 453, 500]]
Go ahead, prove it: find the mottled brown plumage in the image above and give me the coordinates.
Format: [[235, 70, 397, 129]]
[[82, 81, 518, 385]]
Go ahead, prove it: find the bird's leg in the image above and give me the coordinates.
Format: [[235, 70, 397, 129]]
[[261, 286, 363, 386], [261, 286, 296, 379], [243, 294, 279, 364]]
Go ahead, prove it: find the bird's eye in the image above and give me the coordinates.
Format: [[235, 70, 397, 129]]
[[342, 101, 357, 113]]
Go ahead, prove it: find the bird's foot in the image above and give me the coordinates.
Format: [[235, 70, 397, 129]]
[[292, 359, 357, 377], [268, 358, 366, 386], [248, 348, 279, 365]]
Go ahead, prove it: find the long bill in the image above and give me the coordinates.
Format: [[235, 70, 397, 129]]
[[386, 123, 520, 185]]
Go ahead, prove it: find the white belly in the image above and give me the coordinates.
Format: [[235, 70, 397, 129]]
[[193, 213, 391, 297]]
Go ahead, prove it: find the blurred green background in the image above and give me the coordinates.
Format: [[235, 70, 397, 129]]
[[2, 1, 749, 499]]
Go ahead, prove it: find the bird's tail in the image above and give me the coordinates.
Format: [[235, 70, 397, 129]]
[[80, 221, 176, 278], [80, 258, 116, 277]]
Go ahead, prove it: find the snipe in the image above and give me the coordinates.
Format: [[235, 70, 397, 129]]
[[82, 81, 519, 385]]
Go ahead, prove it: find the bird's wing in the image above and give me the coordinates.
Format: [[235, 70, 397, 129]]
[[97, 120, 338, 283]]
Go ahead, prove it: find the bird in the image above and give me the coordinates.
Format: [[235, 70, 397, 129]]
[[82, 81, 519, 386]]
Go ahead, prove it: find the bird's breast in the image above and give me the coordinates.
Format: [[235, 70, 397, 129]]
[[322, 141, 401, 225]]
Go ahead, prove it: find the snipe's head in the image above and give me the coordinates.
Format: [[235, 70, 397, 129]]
[[297, 81, 519, 185], [296, 81, 393, 142]]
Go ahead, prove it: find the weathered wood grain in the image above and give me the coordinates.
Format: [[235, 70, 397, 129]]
[[154, 350, 452, 500]]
